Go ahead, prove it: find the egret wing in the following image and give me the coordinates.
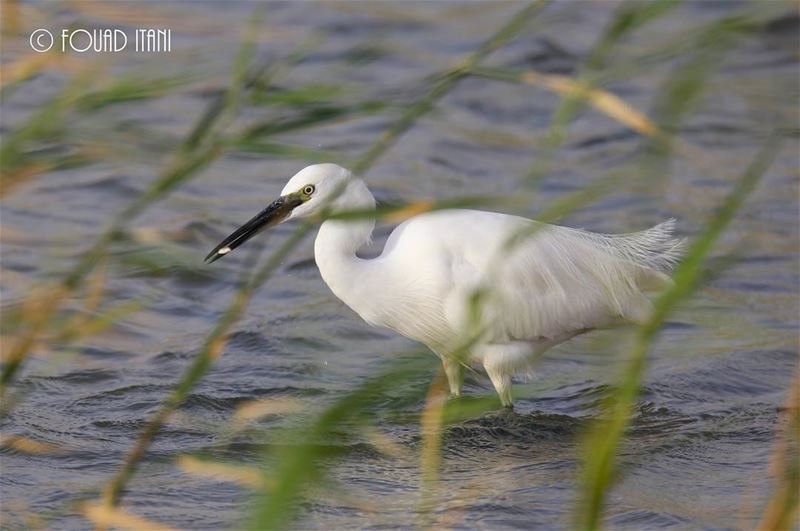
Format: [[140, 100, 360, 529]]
[[437, 213, 685, 343]]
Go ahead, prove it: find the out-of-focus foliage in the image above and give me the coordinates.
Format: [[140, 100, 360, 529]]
[[0, 0, 796, 529]]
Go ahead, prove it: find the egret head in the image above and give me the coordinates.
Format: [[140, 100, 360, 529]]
[[280, 163, 353, 220], [205, 163, 372, 263]]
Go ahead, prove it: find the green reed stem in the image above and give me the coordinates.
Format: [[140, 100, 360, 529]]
[[0, 12, 267, 399], [352, 0, 550, 174], [577, 134, 781, 530], [102, 222, 313, 506]]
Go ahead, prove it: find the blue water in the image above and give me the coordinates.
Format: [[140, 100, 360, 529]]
[[1, 1, 798, 529]]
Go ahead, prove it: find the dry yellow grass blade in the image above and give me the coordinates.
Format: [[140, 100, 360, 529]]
[[83, 502, 176, 531], [419, 371, 449, 515], [2, 54, 55, 87], [0, 162, 54, 198], [0, 435, 61, 455], [203, 334, 227, 362], [84, 260, 106, 317], [177, 456, 267, 489], [520, 71, 659, 138], [0, 51, 89, 88], [2, 0, 20, 34], [433, 476, 490, 530], [51, 262, 145, 345], [66, 0, 173, 27], [0, 284, 68, 370], [385, 201, 436, 224], [0, 269, 34, 298], [362, 426, 410, 460], [475, 66, 726, 188], [232, 397, 304, 429], [306, 479, 380, 516], [757, 370, 800, 531], [64, 0, 260, 39], [0, 335, 51, 364], [564, 78, 731, 194]]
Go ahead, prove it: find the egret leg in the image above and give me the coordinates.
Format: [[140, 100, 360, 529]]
[[442, 358, 463, 398], [484, 362, 513, 408], [476, 343, 535, 408]]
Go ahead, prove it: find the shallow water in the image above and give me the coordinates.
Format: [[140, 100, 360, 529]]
[[1, 1, 798, 529]]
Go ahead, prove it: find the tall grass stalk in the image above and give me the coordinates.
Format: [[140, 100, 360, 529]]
[[577, 134, 782, 529], [1, 2, 794, 529], [101, 223, 314, 506], [757, 372, 800, 530], [353, 0, 550, 174], [2, 11, 285, 404]]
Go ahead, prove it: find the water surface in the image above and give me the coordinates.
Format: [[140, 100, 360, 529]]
[[1, 1, 798, 529]]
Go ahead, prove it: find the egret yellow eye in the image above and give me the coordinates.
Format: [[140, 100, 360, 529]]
[[302, 185, 315, 196]]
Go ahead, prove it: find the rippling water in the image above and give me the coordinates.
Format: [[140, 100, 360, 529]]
[[2, 1, 798, 529]]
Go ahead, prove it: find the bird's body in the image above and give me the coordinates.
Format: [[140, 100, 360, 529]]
[[207, 164, 684, 406]]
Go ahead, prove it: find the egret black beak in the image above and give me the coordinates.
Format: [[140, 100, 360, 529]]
[[205, 194, 302, 263]]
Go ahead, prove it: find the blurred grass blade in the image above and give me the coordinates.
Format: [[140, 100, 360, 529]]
[[471, 66, 660, 138], [237, 102, 387, 141], [578, 134, 781, 530], [101, 223, 312, 508], [83, 503, 177, 531], [353, 0, 550, 173], [1, 52, 68, 90], [182, 7, 265, 152], [418, 372, 449, 520], [77, 74, 195, 111], [178, 456, 267, 489], [232, 140, 349, 165], [232, 397, 304, 430], [249, 357, 427, 530], [757, 372, 800, 531], [0, 435, 62, 455], [1, 8, 276, 399], [586, 0, 683, 70], [0, 71, 94, 197]]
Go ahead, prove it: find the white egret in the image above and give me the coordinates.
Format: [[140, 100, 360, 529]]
[[206, 164, 684, 407]]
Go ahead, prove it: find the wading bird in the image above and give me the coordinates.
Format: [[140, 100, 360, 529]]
[[206, 164, 684, 407]]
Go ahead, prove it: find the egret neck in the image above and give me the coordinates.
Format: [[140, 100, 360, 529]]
[[314, 179, 377, 316]]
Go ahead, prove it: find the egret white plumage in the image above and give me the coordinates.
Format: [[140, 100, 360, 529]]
[[206, 164, 684, 407]]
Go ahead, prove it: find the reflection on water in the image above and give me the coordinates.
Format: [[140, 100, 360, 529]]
[[1, 1, 798, 529]]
